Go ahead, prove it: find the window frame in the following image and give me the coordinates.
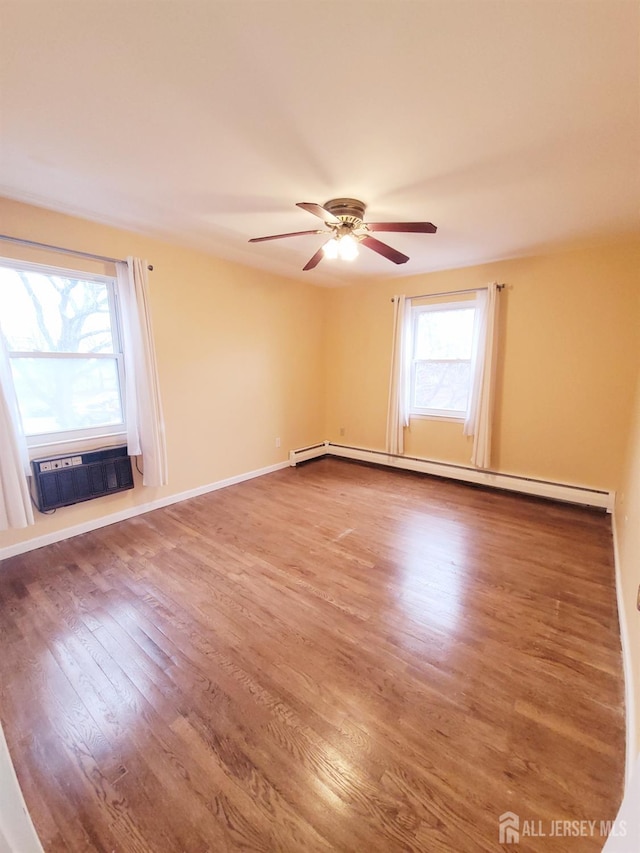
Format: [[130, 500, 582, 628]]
[[408, 299, 476, 421], [0, 257, 127, 453]]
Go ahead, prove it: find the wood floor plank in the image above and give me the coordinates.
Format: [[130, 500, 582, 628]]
[[0, 459, 625, 851]]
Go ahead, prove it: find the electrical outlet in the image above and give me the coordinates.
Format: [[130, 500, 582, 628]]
[[339, 427, 345, 436], [275, 437, 281, 448]]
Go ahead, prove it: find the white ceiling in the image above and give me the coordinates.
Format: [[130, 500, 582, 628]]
[[1, 1, 639, 286]]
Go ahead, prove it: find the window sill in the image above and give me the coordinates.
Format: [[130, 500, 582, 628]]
[[409, 413, 465, 424], [28, 431, 128, 461]]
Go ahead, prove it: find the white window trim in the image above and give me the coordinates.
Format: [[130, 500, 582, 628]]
[[411, 410, 467, 421], [26, 427, 127, 454], [0, 257, 127, 457], [409, 300, 476, 421], [0, 257, 115, 283]]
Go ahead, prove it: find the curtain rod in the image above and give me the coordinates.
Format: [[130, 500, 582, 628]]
[[390, 284, 504, 303], [0, 234, 153, 271]]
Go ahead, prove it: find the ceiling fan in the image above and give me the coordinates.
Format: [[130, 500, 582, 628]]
[[249, 198, 437, 271]]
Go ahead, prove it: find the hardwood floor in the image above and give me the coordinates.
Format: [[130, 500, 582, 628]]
[[0, 458, 624, 852]]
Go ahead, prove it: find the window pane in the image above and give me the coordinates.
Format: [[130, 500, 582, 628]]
[[414, 308, 475, 360], [414, 360, 471, 412], [0, 267, 115, 354], [10, 357, 124, 435]]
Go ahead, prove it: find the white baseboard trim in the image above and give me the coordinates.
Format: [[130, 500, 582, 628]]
[[612, 510, 637, 790], [291, 441, 613, 510], [0, 460, 290, 562]]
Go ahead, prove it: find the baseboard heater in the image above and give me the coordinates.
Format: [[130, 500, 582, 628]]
[[31, 446, 134, 512], [289, 442, 613, 511]]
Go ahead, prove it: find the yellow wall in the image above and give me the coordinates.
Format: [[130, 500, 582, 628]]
[[0, 197, 326, 551], [325, 240, 640, 491], [1, 195, 639, 563]]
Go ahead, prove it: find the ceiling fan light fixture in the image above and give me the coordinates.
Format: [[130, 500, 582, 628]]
[[338, 234, 359, 261], [323, 238, 339, 259]]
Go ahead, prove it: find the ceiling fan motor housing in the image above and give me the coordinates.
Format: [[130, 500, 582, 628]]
[[323, 198, 367, 227]]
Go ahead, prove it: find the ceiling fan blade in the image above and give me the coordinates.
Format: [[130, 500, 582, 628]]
[[364, 222, 437, 233], [360, 236, 409, 265], [249, 229, 324, 243], [296, 202, 341, 225], [303, 243, 330, 271]]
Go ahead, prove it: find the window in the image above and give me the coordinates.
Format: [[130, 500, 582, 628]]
[[0, 260, 126, 448], [409, 300, 476, 419]]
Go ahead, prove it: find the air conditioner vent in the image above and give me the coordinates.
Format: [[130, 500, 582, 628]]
[[31, 446, 134, 511]]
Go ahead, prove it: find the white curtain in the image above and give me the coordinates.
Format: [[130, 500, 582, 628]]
[[464, 282, 499, 468], [116, 258, 168, 488], [385, 295, 412, 455], [0, 333, 34, 530]]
